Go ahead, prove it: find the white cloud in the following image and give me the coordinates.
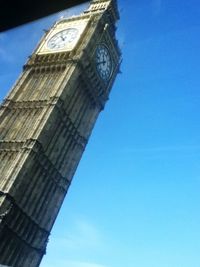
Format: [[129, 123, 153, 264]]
[[49, 218, 104, 252], [152, 0, 162, 15], [126, 145, 200, 153], [57, 260, 109, 267], [41, 259, 109, 267], [41, 218, 111, 267], [0, 32, 7, 42], [119, 144, 200, 161], [0, 46, 13, 63]]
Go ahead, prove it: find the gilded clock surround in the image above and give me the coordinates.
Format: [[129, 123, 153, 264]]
[[37, 19, 89, 54]]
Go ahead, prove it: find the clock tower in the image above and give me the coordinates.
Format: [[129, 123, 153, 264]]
[[0, 0, 121, 266]]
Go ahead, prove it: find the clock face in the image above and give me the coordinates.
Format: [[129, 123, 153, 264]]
[[95, 44, 112, 81], [47, 28, 79, 50]]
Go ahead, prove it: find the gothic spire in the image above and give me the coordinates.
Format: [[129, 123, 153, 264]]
[[85, 0, 119, 22]]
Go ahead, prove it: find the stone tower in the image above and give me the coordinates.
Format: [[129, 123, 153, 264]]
[[0, 0, 121, 266]]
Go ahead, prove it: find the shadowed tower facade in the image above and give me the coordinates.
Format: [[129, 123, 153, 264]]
[[0, 0, 121, 266]]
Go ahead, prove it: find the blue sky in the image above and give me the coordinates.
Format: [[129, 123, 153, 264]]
[[1, 0, 200, 267]]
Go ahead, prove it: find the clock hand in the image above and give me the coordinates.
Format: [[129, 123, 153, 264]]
[[97, 61, 106, 65]]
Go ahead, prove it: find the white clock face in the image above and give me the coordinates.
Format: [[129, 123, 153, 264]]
[[95, 44, 112, 81], [47, 28, 79, 50]]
